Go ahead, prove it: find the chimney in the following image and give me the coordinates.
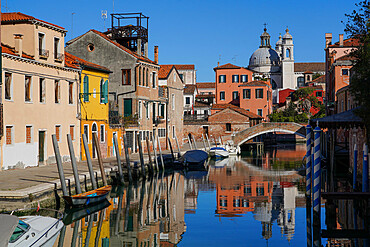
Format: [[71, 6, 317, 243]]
[[14, 34, 24, 56], [144, 42, 148, 57], [137, 39, 142, 56], [154, 46, 158, 64], [339, 34, 344, 47], [217, 61, 220, 67], [325, 33, 332, 49]]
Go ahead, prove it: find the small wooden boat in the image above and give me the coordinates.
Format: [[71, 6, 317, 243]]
[[63, 185, 112, 207], [209, 147, 229, 158]]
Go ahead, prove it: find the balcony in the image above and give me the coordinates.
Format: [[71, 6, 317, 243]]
[[109, 111, 139, 127], [184, 114, 208, 122], [153, 116, 165, 126], [54, 53, 64, 62], [38, 49, 49, 59]]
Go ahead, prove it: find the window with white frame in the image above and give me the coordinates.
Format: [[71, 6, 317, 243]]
[[55, 80, 60, 103], [6, 126, 13, 145], [146, 102, 150, 119], [257, 109, 263, 117], [219, 75, 226, 83], [25, 76, 32, 102], [138, 101, 142, 119], [241, 75, 248, 83], [232, 75, 239, 83], [172, 94, 175, 110], [5, 73, 12, 100], [55, 125, 61, 142], [70, 125, 75, 141], [84, 124, 89, 142], [69, 81, 74, 104], [39, 78, 46, 103]]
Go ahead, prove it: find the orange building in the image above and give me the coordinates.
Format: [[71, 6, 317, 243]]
[[238, 80, 272, 120], [214, 63, 253, 104]]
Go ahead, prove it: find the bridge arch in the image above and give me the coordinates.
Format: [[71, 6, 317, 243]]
[[232, 122, 306, 148]]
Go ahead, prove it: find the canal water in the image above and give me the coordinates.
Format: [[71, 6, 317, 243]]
[[50, 144, 368, 247]]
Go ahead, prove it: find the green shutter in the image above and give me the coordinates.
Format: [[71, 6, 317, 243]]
[[83, 76, 89, 102], [104, 80, 108, 103], [124, 99, 132, 117]]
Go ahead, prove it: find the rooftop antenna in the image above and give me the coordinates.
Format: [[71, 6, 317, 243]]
[[112, 0, 115, 13], [101, 10, 107, 31], [264, 23, 268, 30]]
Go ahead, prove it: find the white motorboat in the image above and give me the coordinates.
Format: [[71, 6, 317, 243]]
[[0, 213, 64, 247], [209, 147, 229, 158]]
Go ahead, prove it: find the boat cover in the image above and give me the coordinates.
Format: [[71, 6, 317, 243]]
[[210, 147, 227, 151], [0, 215, 19, 247], [183, 150, 208, 164]]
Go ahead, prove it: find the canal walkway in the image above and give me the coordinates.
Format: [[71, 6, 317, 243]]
[[0, 142, 200, 210]]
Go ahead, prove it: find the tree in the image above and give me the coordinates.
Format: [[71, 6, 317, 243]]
[[344, 0, 370, 142]]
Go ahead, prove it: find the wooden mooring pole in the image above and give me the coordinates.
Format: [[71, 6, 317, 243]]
[[192, 135, 198, 149], [82, 134, 97, 190], [93, 132, 107, 186], [145, 136, 154, 174], [157, 134, 165, 170], [168, 137, 175, 163], [51, 134, 68, 196], [136, 132, 146, 177], [113, 133, 124, 184], [66, 134, 82, 194], [187, 135, 193, 150], [123, 133, 133, 182], [201, 134, 207, 151], [151, 132, 159, 171], [206, 133, 211, 150], [174, 133, 181, 158]]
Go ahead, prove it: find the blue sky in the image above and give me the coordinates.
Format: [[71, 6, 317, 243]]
[[3, 0, 357, 82]]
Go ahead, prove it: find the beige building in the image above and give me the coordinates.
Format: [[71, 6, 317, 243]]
[[1, 13, 80, 169], [158, 65, 184, 146]]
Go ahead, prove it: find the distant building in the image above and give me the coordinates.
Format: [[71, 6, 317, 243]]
[[196, 82, 215, 95], [324, 33, 358, 115], [172, 64, 196, 85], [183, 84, 198, 116], [1, 12, 80, 169]]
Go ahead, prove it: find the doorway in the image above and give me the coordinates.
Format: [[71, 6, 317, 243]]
[[38, 131, 45, 165], [92, 123, 98, 158]]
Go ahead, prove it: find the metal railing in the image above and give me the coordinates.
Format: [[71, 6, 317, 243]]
[[54, 53, 64, 61], [184, 114, 208, 121], [39, 49, 49, 58]]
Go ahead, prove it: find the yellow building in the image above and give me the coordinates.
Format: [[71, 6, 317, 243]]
[[66, 53, 122, 160]]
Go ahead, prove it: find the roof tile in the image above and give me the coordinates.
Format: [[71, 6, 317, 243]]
[[211, 103, 262, 119], [1, 12, 65, 30], [294, 62, 325, 72]]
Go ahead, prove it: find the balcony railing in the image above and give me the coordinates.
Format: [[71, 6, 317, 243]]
[[109, 111, 139, 127], [39, 49, 49, 59], [54, 53, 64, 62], [184, 114, 208, 121], [153, 116, 165, 126]]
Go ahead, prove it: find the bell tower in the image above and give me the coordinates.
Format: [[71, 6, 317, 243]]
[[281, 28, 295, 89]]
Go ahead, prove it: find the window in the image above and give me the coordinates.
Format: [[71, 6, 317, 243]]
[[70, 125, 75, 141], [138, 67, 142, 86], [179, 73, 184, 81], [69, 81, 74, 104], [55, 125, 61, 142], [84, 125, 89, 142], [54, 37, 60, 60], [172, 126, 175, 138], [152, 72, 156, 88], [172, 94, 175, 110], [54, 80, 60, 103], [38, 33, 47, 58], [159, 103, 165, 118], [232, 91, 239, 100], [257, 109, 263, 117], [297, 77, 305, 88], [219, 75, 226, 83], [83, 76, 89, 102], [146, 69, 149, 87], [342, 69, 349, 76], [255, 89, 263, 99], [6, 126, 13, 145], [146, 102, 150, 119], [220, 91, 225, 100], [185, 97, 190, 105], [286, 48, 290, 59], [100, 125, 105, 143], [39, 78, 45, 103], [5, 73, 12, 100], [158, 128, 166, 137], [123, 98, 132, 117], [100, 79, 108, 104], [243, 89, 251, 99], [138, 101, 142, 119], [232, 75, 239, 83], [152, 102, 156, 120], [241, 75, 248, 83], [226, 123, 231, 132], [122, 69, 131, 85], [26, 126, 32, 144], [25, 76, 31, 102], [316, 91, 323, 97]]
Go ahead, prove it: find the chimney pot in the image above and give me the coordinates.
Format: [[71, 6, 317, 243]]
[[325, 33, 332, 49], [154, 46, 158, 64], [14, 34, 24, 56], [339, 34, 344, 47]]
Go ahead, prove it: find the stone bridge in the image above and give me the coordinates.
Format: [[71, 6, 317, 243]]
[[232, 122, 306, 148]]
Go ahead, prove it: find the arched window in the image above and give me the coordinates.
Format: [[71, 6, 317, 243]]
[[83, 75, 89, 102], [286, 48, 290, 59], [142, 68, 146, 87], [146, 69, 149, 87], [138, 67, 141, 86]]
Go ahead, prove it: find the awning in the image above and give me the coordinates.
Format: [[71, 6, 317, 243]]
[[310, 108, 364, 128]]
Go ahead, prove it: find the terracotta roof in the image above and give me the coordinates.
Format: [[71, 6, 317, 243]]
[[173, 64, 195, 70], [1, 12, 65, 30], [238, 80, 270, 87], [196, 82, 215, 89], [213, 63, 241, 70], [183, 84, 197, 94], [65, 52, 111, 72], [89, 30, 157, 65], [312, 75, 325, 83], [294, 62, 325, 72], [194, 101, 209, 108], [158, 65, 175, 79], [336, 54, 356, 61], [211, 104, 262, 119], [196, 94, 215, 99], [304, 71, 313, 74], [328, 37, 360, 48], [1, 43, 34, 59]]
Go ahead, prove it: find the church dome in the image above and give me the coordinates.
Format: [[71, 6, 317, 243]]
[[248, 47, 280, 72]]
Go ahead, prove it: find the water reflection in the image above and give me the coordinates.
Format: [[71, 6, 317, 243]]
[[52, 144, 368, 246]]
